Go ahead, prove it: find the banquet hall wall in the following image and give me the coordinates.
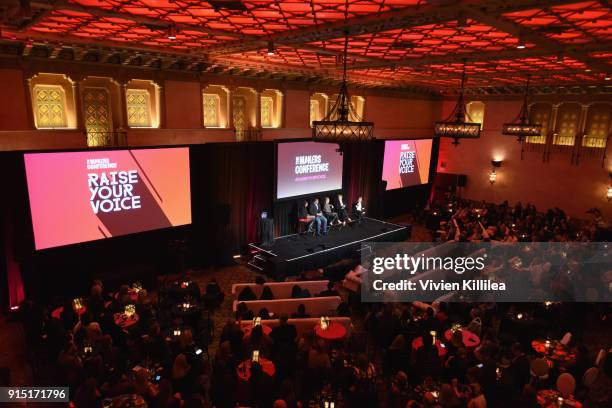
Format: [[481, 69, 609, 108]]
[[437, 98, 612, 219], [0, 64, 439, 151]]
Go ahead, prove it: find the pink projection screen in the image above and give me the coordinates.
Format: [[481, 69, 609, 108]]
[[24, 148, 192, 250], [382, 139, 433, 190], [276, 141, 344, 200]]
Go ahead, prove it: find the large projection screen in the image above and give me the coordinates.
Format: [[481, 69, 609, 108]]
[[276, 141, 344, 200], [382, 139, 433, 190], [24, 147, 192, 250]]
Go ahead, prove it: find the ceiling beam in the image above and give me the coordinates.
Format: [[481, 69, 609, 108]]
[[347, 43, 612, 70], [202, 0, 583, 55], [24, 0, 245, 39], [466, 5, 612, 74]]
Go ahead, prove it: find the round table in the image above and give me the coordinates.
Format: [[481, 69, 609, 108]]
[[115, 289, 140, 303], [314, 322, 347, 340], [537, 389, 582, 408], [114, 313, 139, 329], [412, 337, 447, 357], [236, 358, 275, 381], [171, 303, 202, 318], [242, 324, 272, 338], [444, 328, 480, 348], [51, 305, 87, 320], [532, 340, 577, 366]]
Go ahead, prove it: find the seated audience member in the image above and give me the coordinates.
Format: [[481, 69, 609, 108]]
[[317, 281, 339, 297], [237, 286, 257, 301], [259, 286, 275, 300], [243, 324, 273, 357], [171, 353, 195, 398], [204, 277, 224, 309], [86, 284, 105, 320], [291, 303, 310, 319], [309, 197, 328, 236], [270, 315, 297, 351], [74, 377, 103, 408], [249, 362, 275, 408], [235, 302, 254, 321], [322, 196, 339, 226], [352, 196, 366, 223], [335, 193, 351, 224], [258, 308, 272, 320], [290, 284, 310, 298], [151, 379, 181, 408]]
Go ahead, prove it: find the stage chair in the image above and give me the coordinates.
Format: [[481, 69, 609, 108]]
[[297, 216, 315, 235]]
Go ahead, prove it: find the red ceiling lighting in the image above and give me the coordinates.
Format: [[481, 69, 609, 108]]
[[0, 1, 609, 91]]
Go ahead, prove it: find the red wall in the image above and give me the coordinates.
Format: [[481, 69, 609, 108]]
[[164, 80, 202, 129], [0, 69, 30, 130], [437, 99, 611, 219], [0, 68, 441, 150]]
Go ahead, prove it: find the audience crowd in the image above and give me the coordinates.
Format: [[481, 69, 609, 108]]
[[14, 198, 612, 408]]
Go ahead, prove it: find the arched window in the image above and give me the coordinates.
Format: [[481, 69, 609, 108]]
[[125, 79, 160, 128], [29, 73, 77, 129], [202, 85, 229, 128], [583, 103, 611, 148], [80, 76, 122, 147], [310, 92, 329, 126], [260, 89, 283, 128], [554, 103, 581, 146], [466, 101, 485, 128], [349, 95, 365, 121], [528, 103, 552, 144], [233, 87, 258, 140]]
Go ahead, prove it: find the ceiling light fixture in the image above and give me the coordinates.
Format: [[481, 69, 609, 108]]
[[167, 26, 177, 40], [312, 1, 374, 143], [434, 59, 481, 146], [502, 74, 542, 142], [516, 33, 526, 49]]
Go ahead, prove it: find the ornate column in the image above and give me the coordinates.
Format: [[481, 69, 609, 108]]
[[118, 80, 129, 131], [255, 88, 262, 130]]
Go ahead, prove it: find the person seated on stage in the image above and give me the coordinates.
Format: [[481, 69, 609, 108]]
[[335, 193, 352, 225], [309, 198, 328, 236], [298, 200, 315, 231], [291, 303, 310, 319], [318, 281, 339, 297], [352, 196, 366, 223], [322, 197, 340, 226]]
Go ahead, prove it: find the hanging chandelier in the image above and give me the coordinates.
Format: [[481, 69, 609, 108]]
[[312, 22, 374, 142], [434, 59, 481, 145], [502, 75, 542, 142]]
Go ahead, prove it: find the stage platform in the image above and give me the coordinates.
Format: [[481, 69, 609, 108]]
[[248, 217, 410, 278]]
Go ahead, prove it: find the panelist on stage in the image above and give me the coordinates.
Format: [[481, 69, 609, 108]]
[[298, 200, 314, 231], [322, 197, 339, 226], [335, 193, 351, 225], [353, 196, 366, 223], [309, 198, 328, 236]]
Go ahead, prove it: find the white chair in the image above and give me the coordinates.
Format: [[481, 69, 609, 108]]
[[556, 373, 576, 397], [595, 348, 607, 366], [560, 332, 572, 346], [582, 367, 599, 388]]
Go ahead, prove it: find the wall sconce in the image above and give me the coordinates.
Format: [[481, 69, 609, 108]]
[[607, 173, 612, 201], [490, 159, 502, 184]]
